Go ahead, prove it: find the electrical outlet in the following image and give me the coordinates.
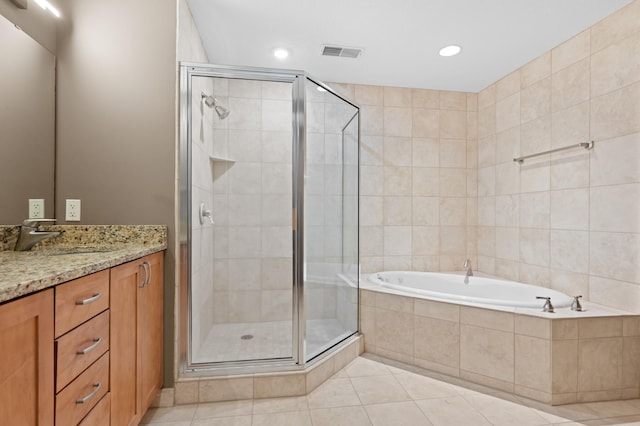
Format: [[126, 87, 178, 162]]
[[29, 199, 45, 219], [65, 199, 81, 222]]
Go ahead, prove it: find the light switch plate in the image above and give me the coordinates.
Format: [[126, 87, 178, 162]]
[[29, 199, 45, 219], [65, 199, 81, 221]]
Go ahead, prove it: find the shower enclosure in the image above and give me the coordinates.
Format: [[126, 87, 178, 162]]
[[179, 64, 359, 373]]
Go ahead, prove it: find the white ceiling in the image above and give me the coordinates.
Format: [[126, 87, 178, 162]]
[[187, 0, 632, 93]]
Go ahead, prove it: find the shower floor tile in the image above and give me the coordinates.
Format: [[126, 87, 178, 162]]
[[192, 318, 349, 364]]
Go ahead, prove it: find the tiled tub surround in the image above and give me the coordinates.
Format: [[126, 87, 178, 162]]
[[360, 286, 640, 405], [0, 225, 167, 302], [340, 1, 640, 409]]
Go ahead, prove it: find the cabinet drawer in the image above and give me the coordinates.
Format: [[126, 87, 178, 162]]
[[56, 352, 109, 426], [78, 392, 110, 426], [56, 270, 109, 338], [56, 310, 110, 392]]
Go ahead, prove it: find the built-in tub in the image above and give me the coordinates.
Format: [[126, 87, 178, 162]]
[[368, 271, 574, 310], [361, 271, 640, 405]]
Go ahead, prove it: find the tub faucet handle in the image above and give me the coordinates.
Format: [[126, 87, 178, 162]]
[[536, 296, 554, 313], [571, 295, 583, 312]]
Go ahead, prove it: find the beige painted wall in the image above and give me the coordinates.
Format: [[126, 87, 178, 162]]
[[55, 0, 178, 385]]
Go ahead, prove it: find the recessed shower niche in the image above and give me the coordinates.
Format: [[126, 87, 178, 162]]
[[179, 64, 360, 375]]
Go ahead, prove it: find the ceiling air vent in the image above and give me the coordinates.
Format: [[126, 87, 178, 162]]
[[321, 45, 362, 59]]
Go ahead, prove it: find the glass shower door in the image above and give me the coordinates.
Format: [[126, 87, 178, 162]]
[[304, 78, 359, 360], [188, 72, 297, 365]]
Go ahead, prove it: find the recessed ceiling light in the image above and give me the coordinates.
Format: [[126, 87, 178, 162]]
[[273, 48, 289, 59], [439, 45, 461, 57]]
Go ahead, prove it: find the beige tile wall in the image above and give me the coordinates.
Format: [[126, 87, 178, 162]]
[[336, 83, 477, 274], [341, 0, 635, 310], [475, 0, 640, 312]]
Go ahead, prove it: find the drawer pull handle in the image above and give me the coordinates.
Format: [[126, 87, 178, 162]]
[[76, 293, 102, 305], [76, 337, 102, 355], [76, 382, 102, 404]]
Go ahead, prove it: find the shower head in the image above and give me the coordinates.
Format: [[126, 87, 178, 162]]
[[214, 104, 230, 120], [201, 92, 230, 120]]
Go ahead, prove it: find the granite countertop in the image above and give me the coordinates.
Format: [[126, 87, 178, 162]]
[[0, 225, 167, 304]]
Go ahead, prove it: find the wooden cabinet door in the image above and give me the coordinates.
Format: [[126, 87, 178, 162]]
[[140, 252, 164, 412], [111, 252, 164, 425], [110, 261, 143, 426], [0, 289, 54, 426]]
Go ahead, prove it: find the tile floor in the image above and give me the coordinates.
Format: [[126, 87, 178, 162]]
[[143, 355, 640, 426]]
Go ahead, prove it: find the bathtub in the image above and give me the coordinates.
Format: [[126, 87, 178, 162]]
[[367, 271, 574, 310]]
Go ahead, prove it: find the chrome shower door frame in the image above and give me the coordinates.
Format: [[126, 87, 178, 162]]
[[178, 63, 359, 377]]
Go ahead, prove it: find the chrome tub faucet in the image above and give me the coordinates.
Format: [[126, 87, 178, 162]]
[[571, 295, 583, 311], [463, 258, 473, 277], [14, 219, 60, 251], [536, 296, 555, 313]]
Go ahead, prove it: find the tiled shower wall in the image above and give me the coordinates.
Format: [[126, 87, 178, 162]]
[[210, 79, 294, 325], [474, 0, 640, 312]]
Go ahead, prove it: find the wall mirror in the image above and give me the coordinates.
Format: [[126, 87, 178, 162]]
[[0, 12, 55, 224]]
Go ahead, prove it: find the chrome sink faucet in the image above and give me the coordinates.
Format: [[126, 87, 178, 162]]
[[463, 258, 473, 277], [14, 219, 60, 251]]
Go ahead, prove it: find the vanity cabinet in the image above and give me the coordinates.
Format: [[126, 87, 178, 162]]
[[0, 289, 54, 426], [110, 252, 164, 426], [0, 249, 163, 426]]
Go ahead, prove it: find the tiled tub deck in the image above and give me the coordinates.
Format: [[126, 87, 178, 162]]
[[360, 287, 640, 405]]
